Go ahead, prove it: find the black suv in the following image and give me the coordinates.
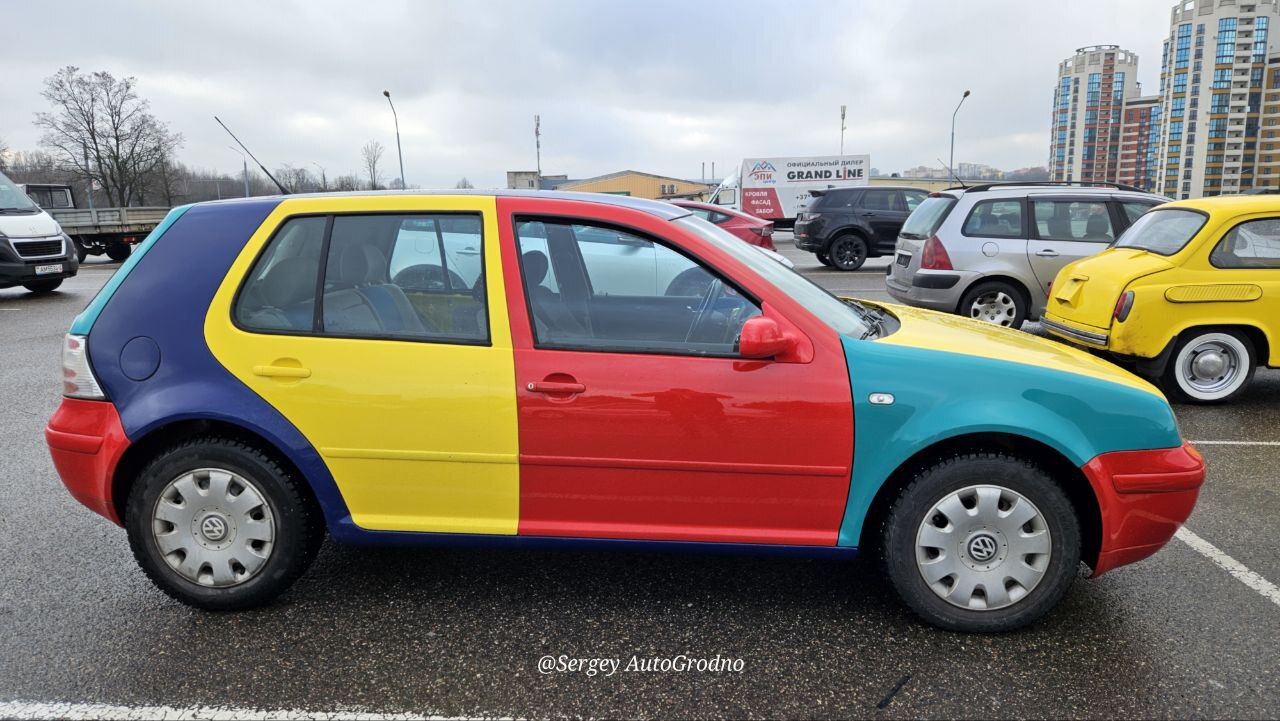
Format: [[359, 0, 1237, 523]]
[[793, 186, 929, 270]]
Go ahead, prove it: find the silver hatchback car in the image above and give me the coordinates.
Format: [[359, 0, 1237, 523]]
[[885, 183, 1168, 327]]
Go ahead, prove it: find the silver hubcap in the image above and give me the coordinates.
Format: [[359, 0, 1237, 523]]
[[151, 468, 275, 587], [1179, 337, 1243, 397], [915, 485, 1052, 611], [969, 291, 1018, 326]]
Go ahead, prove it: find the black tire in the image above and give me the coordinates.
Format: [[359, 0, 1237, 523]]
[[881, 453, 1081, 633], [816, 251, 834, 268], [125, 437, 325, 610], [958, 280, 1027, 328], [105, 242, 132, 262], [828, 233, 868, 271], [73, 238, 88, 264], [22, 279, 63, 294], [1160, 328, 1257, 404]]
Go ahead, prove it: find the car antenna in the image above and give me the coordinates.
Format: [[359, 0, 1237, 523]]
[[938, 157, 966, 188], [214, 116, 290, 195]]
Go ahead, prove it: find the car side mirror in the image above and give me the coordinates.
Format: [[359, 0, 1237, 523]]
[[738, 316, 795, 359]]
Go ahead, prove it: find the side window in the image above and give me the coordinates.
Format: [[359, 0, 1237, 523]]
[[1210, 218, 1280, 268], [235, 216, 327, 332], [903, 191, 928, 212], [860, 189, 898, 211], [514, 220, 761, 355], [322, 214, 488, 342], [710, 211, 734, 224], [685, 207, 714, 221], [1032, 200, 1115, 242], [962, 199, 1024, 238], [1122, 201, 1157, 225]]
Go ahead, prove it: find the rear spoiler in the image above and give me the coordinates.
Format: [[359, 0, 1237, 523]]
[[807, 189, 826, 197]]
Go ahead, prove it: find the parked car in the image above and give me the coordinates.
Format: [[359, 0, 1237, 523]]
[[0, 170, 79, 294], [885, 182, 1168, 327], [1042, 195, 1279, 403], [793, 185, 931, 270], [669, 200, 776, 250], [46, 189, 1203, 632]]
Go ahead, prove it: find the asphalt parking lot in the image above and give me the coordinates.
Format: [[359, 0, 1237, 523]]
[[1, 241, 1277, 719]]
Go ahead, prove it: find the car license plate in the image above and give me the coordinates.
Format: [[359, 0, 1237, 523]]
[[35, 264, 62, 276], [895, 252, 911, 267]]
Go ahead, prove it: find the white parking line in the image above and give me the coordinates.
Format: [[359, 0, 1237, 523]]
[[1176, 527, 1280, 608], [0, 701, 467, 720], [1188, 440, 1280, 446]]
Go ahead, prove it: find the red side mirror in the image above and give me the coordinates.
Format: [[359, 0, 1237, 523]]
[[738, 316, 795, 359]]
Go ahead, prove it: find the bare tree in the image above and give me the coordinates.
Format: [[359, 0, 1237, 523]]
[[0, 136, 9, 171], [33, 66, 182, 207], [455, 177, 474, 189], [361, 140, 384, 190], [333, 174, 360, 192], [275, 163, 313, 193]]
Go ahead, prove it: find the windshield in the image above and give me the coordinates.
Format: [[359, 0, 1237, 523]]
[[1113, 208, 1207, 256], [899, 196, 955, 240], [675, 215, 871, 337], [0, 171, 41, 213]]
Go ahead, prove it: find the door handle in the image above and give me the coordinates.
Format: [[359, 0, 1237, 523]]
[[526, 380, 586, 394], [1035, 249, 1060, 258], [456, 248, 480, 255], [253, 364, 312, 379]]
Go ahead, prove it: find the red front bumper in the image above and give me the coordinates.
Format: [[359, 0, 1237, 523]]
[[1082, 441, 1204, 576], [45, 398, 130, 525]]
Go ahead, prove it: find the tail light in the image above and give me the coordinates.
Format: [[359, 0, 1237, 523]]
[[62, 334, 106, 400], [920, 236, 953, 270], [1113, 290, 1135, 322], [748, 224, 774, 237]]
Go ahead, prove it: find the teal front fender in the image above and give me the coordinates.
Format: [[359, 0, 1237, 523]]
[[836, 336, 1181, 547]]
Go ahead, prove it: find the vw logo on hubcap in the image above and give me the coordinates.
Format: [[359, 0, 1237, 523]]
[[200, 515, 228, 542], [967, 533, 998, 563]]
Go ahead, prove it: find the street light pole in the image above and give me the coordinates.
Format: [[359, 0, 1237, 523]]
[[383, 90, 406, 190], [228, 145, 249, 197], [311, 161, 327, 192], [840, 105, 847, 157], [949, 90, 971, 178]]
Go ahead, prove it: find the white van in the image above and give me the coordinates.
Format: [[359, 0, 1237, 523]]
[[709, 154, 870, 226], [0, 170, 79, 293]]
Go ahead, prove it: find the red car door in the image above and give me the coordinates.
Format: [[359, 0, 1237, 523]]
[[496, 196, 854, 546]]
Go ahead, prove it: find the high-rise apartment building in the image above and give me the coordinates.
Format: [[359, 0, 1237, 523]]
[[1118, 95, 1164, 190], [1050, 46, 1144, 187], [1156, 0, 1280, 198]]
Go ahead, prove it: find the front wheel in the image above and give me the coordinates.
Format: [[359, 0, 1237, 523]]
[[72, 237, 88, 264], [882, 453, 1081, 633], [23, 279, 63, 294], [959, 281, 1027, 328], [828, 234, 868, 271], [125, 437, 325, 610], [1161, 329, 1256, 404]]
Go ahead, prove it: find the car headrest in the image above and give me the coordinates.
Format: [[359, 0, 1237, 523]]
[[261, 256, 320, 309], [522, 250, 549, 286], [336, 243, 389, 285]]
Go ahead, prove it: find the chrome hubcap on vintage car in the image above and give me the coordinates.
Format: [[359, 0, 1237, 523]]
[[969, 291, 1017, 326], [915, 485, 1052, 611], [1181, 341, 1240, 395], [151, 468, 275, 587]]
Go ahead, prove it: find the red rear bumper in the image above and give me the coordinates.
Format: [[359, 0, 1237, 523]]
[[45, 398, 129, 525], [1082, 441, 1204, 576]]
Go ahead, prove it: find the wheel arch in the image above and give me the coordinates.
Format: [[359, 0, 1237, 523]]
[[1172, 322, 1272, 368], [857, 431, 1103, 571], [112, 417, 324, 526]]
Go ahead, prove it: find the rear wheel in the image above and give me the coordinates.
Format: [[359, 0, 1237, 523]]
[[125, 437, 325, 610], [828, 234, 868, 271], [816, 251, 834, 267], [22, 279, 63, 294], [72, 237, 87, 264], [1161, 329, 1256, 404], [959, 280, 1027, 328], [105, 242, 132, 262], [882, 453, 1080, 633]]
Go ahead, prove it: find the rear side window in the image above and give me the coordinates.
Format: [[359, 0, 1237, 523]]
[[962, 199, 1023, 238], [234, 213, 489, 344], [235, 216, 327, 331], [1122, 201, 1158, 225], [810, 190, 856, 210], [1031, 200, 1115, 242], [860, 189, 899, 211], [899, 196, 956, 239], [903, 190, 928, 211], [1210, 218, 1280, 268]]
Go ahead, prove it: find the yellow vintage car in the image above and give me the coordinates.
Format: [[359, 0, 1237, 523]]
[[1042, 195, 1279, 403]]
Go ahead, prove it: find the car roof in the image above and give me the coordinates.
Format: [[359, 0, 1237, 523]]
[[195, 188, 693, 221], [946, 186, 1167, 201], [670, 199, 769, 222], [1157, 194, 1280, 215]]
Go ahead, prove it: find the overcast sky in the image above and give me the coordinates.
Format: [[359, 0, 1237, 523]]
[[3, 0, 1175, 188]]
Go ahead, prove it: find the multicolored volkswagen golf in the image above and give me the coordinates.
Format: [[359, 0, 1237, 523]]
[[46, 191, 1205, 632]]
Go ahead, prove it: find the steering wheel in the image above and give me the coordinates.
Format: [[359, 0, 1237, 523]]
[[683, 277, 723, 344]]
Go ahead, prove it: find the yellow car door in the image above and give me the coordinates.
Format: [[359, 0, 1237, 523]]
[[204, 195, 520, 535]]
